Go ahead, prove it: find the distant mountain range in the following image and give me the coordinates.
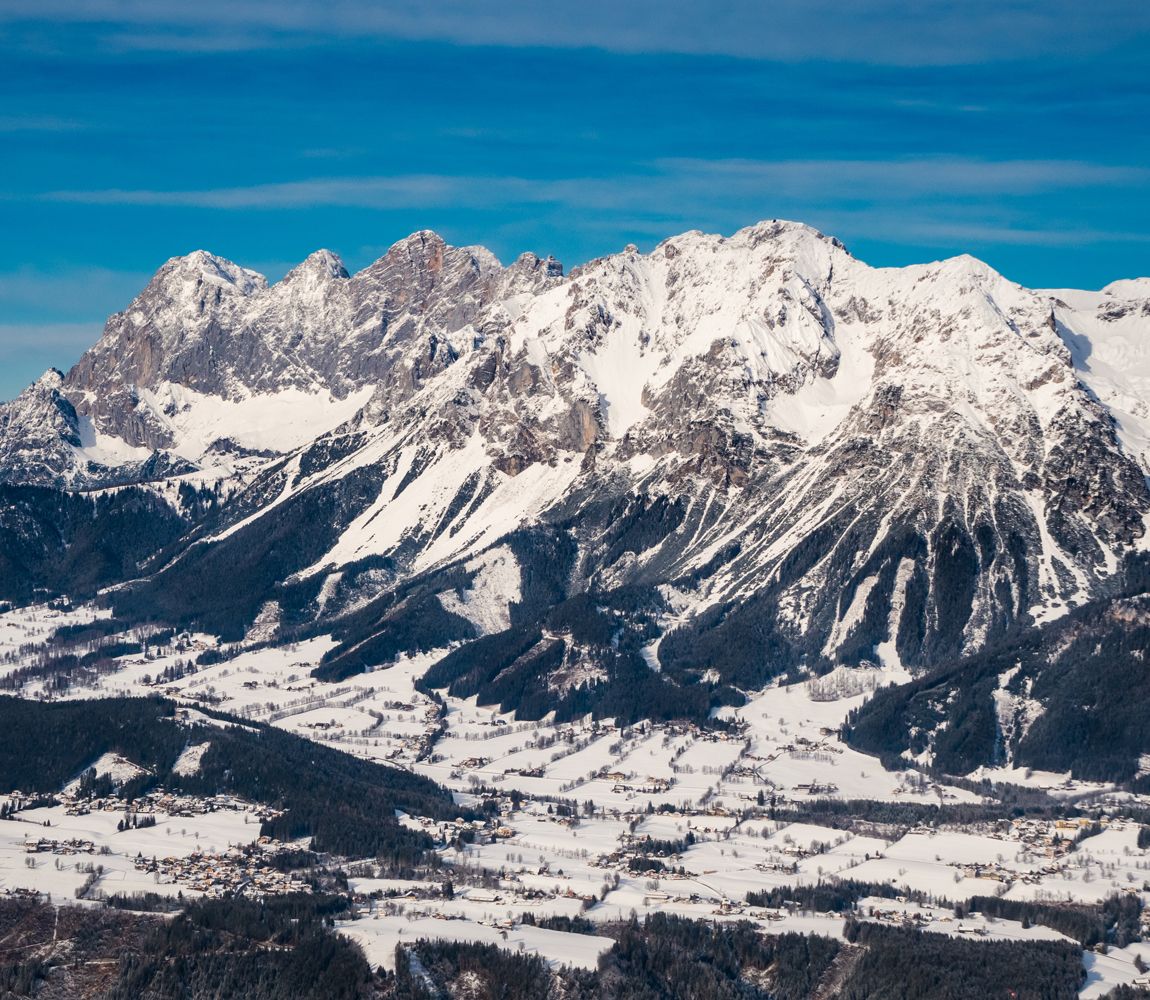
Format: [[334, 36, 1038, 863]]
[[2, 220, 1149, 774]]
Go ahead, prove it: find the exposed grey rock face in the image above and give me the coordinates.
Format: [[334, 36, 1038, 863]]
[[33, 232, 565, 466], [1, 221, 1148, 678], [0, 370, 82, 485]]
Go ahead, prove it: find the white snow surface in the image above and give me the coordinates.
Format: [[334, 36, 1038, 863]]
[[438, 544, 522, 636], [133, 382, 373, 463], [1048, 282, 1150, 475], [62, 752, 149, 794], [171, 741, 213, 777]]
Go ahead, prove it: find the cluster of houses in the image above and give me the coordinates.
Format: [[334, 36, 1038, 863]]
[[596, 768, 674, 795], [62, 788, 266, 821], [954, 862, 1015, 884], [503, 766, 546, 778], [792, 782, 839, 795], [397, 812, 491, 847], [939, 816, 1134, 888], [23, 836, 95, 855], [131, 845, 310, 898], [348, 880, 597, 926], [755, 859, 801, 874], [752, 734, 843, 771], [1, 887, 43, 900], [1003, 818, 1080, 861], [456, 756, 490, 771]]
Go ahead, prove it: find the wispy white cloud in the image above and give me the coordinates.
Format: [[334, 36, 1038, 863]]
[[38, 157, 1150, 249], [46, 157, 1148, 209], [8, 0, 1150, 65], [656, 157, 1150, 197], [0, 115, 85, 132], [794, 210, 1150, 249], [44, 175, 490, 209]]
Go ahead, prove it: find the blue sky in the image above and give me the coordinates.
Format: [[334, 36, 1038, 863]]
[[2, 1, 1149, 400]]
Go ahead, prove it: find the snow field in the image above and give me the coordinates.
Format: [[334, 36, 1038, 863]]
[[340, 914, 613, 972]]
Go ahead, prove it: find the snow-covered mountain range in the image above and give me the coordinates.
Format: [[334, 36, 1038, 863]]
[[2, 220, 1148, 719]]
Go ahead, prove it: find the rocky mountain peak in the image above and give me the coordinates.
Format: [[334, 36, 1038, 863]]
[[0, 366, 82, 484], [281, 249, 350, 285], [354, 231, 505, 311], [35, 368, 66, 391], [726, 219, 851, 273], [736, 217, 845, 246], [373, 230, 450, 274], [152, 249, 268, 298], [510, 250, 564, 279]]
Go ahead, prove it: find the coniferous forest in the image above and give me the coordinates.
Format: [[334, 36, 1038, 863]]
[[0, 898, 1103, 1000]]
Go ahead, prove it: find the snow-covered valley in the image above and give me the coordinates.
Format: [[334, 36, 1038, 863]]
[[3, 597, 1150, 996], [1, 221, 1149, 997]]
